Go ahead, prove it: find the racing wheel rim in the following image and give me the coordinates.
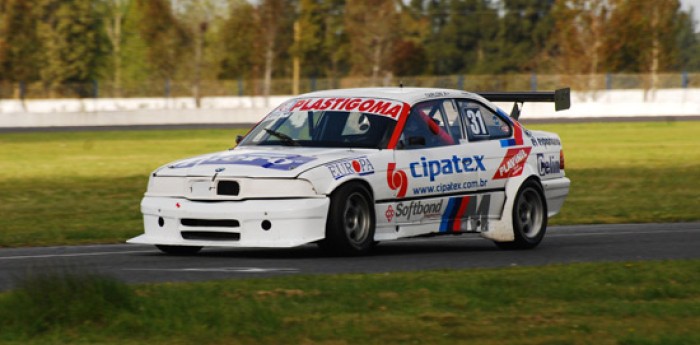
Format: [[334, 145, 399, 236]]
[[515, 187, 544, 238], [343, 191, 371, 245]]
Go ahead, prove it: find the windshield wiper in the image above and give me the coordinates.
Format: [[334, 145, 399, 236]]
[[264, 128, 299, 146]]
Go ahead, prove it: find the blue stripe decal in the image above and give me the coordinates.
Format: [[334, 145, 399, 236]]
[[439, 198, 458, 232], [500, 139, 517, 147]]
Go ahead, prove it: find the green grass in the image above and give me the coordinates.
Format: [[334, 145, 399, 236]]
[[0, 260, 698, 344], [529, 121, 700, 225], [1, 121, 699, 247]]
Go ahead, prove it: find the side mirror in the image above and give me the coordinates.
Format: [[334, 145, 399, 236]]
[[235, 135, 244, 145]]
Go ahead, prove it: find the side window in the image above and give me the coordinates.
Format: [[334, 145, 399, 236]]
[[457, 101, 511, 141], [442, 99, 464, 142], [399, 100, 457, 149]]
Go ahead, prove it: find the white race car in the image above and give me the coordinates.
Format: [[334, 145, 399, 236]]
[[128, 87, 571, 255]]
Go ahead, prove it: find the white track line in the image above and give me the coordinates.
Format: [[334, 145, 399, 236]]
[[0, 250, 154, 261]]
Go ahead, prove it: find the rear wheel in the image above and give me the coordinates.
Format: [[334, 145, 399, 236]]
[[319, 183, 375, 255], [496, 181, 547, 250], [156, 245, 202, 255]]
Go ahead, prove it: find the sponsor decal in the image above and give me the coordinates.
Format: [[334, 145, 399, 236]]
[[537, 153, 561, 176], [387, 163, 408, 198], [424, 91, 450, 98], [385, 205, 395, 222], [534, 136, 562, 147], [394, 200, 444, 221], [326, 156, 375, 180], [438, 194, 491, 232], [289, 97, 407, 119], [170, 158, 203, 169], [409, 155, 485, 182], [199, 153, 316, 170], [412, 179, 488, 195], [493, 147, 532, 179]]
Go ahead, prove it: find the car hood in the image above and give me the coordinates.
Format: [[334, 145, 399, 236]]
[[153, 146, 379, 178]]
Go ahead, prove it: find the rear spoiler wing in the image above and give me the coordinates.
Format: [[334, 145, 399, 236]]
[[477, 88, 570, 120]]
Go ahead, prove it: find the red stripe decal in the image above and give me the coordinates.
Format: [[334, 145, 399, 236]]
[[387, 104, 412, 149], [452, 196, 470, 232], [513, 121, 524, 146]]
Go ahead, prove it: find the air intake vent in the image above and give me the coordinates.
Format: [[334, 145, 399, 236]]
[[217, 181, 240, 196], [181, 231, 240, 241], [181, 219, 240, 228]]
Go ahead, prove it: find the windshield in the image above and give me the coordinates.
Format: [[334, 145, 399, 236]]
[[239, 101, 398, 149]]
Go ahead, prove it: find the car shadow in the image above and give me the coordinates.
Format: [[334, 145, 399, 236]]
[[135, 235, 500, 260]]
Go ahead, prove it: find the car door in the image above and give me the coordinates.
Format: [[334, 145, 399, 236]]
[[453, 99, 519, 226], [389, 99, 485, 233]]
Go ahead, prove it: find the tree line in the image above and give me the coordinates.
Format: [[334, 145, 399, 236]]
[[1, 0, 698, 98]]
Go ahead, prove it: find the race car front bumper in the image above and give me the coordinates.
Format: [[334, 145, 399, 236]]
[[128, 196, 329, 248]]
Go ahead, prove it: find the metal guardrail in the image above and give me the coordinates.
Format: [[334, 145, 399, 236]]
[[0, 73, 697, 100]]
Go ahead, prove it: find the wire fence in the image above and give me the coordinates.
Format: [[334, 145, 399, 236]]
[[0, 73, 697, 100]]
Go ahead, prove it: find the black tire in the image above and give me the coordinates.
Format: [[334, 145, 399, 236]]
[[156, 245, 203, 255], [319, 183, 376, 255], [495, 180, 548, 250]]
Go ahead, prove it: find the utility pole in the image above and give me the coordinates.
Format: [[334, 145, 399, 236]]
[[293, 20, 301, 95]]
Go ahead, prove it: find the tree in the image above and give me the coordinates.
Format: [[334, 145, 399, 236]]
[[0, 0, 41, 97], [605, 0, 682, 93], [100, 0, 131, 96], [219, 0, 258, 80], [292, 0, 325, 81], [135, 0, 189, 82], [425, 0, 499, 75], [175, 0, 230, 106], [550, 0, 611, 90], [344, 0, 400, 83], [497, 0, 554, 73], [392, 0, 430, 76], [321, 0, 349, 81], [258, 0, 294, 96], [36, 0, 104, 97], [676, 9, 700, 72]]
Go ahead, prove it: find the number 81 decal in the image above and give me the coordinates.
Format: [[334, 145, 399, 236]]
[[465, 108, 489, 136]]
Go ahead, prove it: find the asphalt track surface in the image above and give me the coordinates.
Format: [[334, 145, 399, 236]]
[[1, 222, 699, 291]]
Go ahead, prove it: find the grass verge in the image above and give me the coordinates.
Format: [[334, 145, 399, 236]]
[[1, 121, 699, 247], [0, 260, 698, 344]]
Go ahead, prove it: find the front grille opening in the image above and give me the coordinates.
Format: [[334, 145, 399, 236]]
[[181, 219, 240, 228], [181, 231, 240, 241], [217, 181, 240, 196]]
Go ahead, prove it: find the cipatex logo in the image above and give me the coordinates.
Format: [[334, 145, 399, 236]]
[[493, 147, 532, 179], [326, 156, 375, 180], [537, 153, 561, 176], [409, 155, 485, 182], [387, 163, 408, 198]]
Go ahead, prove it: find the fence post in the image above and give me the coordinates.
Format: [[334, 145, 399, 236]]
[[92, 80, 99, 98], [19, 81, 26, 100], [530, 73, 537, 91], [458, 75, 464, 90], [606, 73, 612, 90], [165, 79, 171, 98], [238, 77, 243, 96], [310, 77, 317, 92], [682, 71, 689, 89]]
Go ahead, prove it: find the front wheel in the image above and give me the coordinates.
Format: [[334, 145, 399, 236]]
[[319, 183, 375, 255], [495, 181, 547, 250], [156, 245, 202, 255]]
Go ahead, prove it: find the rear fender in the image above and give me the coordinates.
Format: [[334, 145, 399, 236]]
[[481, 169, 542, 242]]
